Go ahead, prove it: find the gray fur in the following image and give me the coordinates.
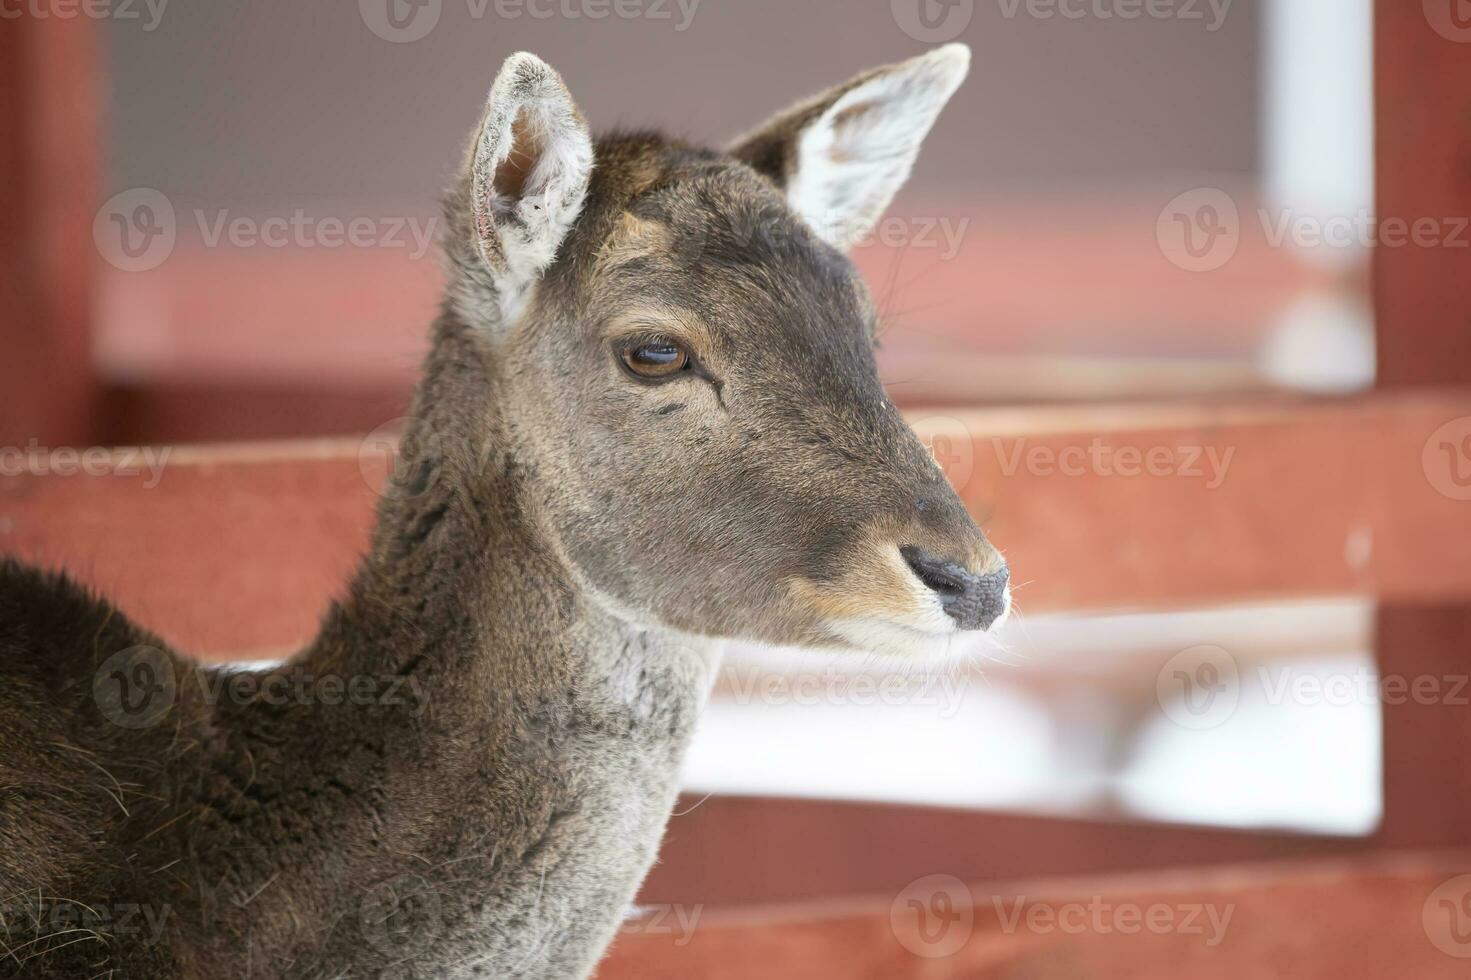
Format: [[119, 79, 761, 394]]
[[0, 48, 998, 978]]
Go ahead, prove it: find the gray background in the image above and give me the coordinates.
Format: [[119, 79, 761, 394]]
[[103, 0, 1259, 209]]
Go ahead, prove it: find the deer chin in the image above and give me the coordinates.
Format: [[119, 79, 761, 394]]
[[823, 615, 963, 661], [787, 541, 977, 659]]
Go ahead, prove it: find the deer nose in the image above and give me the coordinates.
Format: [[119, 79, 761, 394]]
[[900, 546, 1010, 631]]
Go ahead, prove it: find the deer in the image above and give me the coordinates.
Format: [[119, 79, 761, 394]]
[[0, 44, 1008, 978]]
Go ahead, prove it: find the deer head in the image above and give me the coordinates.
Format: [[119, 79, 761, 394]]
[[439, 46, 1008, 659]]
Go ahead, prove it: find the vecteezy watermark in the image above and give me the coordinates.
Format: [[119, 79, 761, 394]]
[[1257, 666, 1471, 709], [1156, 188, 1241, 272], [200, 665, 429, 715], [0, 0, 168, 30], [0, 440, 171, 488], [992, 437, 1235, 489], [92, 648, 430, 729], [845, 215, 971, 261], [892, 0, 973, 42], [890, 874, 974, 958], [93, 189, 439, 273], [93, 646, 180, 730], [996, 0, 1233, 31], [1156, 647, 1471, 731], [1425, 875, 1471, 958], [477, 0, 701, 28], [723, 665, 971, 718], [358, 417, 448, 501], [890, 875, 1234, 959], [0, 894, 173, 950], [1423, 417, 1471, 502], [913, 415, 976, 495], [617, 904, 704, 947], [359, 0, 701, 42], [193, 209, 437, 259], [667, 207, 972, 271], [1424, 0, 1471, 43], [993, 895, 1235, 946], [1158, 188, 1471, 272], [94, 188, 177, 273], [1155, 645, 1240, 730], [1257, 210, 1471, 252]]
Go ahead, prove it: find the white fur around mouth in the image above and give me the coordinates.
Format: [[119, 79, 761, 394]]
[[826, 582, 1011, 661], [826, 615, 963, 661]]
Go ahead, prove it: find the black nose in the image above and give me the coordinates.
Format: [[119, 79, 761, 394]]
[[900, 546, 1009, 631]]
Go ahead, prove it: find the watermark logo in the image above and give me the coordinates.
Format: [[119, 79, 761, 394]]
[[0, 0, 169, 31], [892, 0, 973, 43], [890, 874, 973, 958], [0, 895, 173, 953], [1156, 645, 1239, 730], [912, 415, 975, 494], [996, 0, 1232, 30], [1424, 0, 1471, 43], [1424, 417, 1471, 501], [1424, 875, 1471, 957], [361, 0, 700, 41], [1258, 666, 1470, 708], [93, 645, 178, 729], [617, 904, 704, 947], [361, 874, 444, 954], [193, 208, 438, 258], [845, 214, 971, 261], [475, 0, 702, 30], [94, 188, 177, 272], [95, 190, 439, 271], [1259, 211, 1470, 252], [93, 655, 429, 729], [358, 418, 446, 501], [359, 0, 442, 41], [724, 665, 971, 718], [667, 208, 970, 272], [0, 442, 171, 488], [200, 666, 429, 715], [1157, 188, 1239, 273], [993, 895, 1233, 945], [1160, 189, 1471, 272], [992, 437, 1234, 489]]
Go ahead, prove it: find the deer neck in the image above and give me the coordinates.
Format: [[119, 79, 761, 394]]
[[309, 307, 721, 758], [215, 310, 720, 977]]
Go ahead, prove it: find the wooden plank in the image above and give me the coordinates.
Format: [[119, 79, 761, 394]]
[[101, 380, 412, 444], [0, 14, 99, 446], [1372, 3, 1471, 850], [1373, 3, 1471, 387], [1377, 607, 1471, 848], [2, 393, 1469, 657], [89, 195, 1343, 444], [610, 854, 1471, 979], [0, 442, 378, 658], [934, 393, 1471, 612], [636, 795, 1364, 909]]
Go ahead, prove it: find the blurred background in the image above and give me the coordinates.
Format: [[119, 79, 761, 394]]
[[92, 0, 1377, 833], [6, 0, 1471, 972], [91, 0, 1374, 439]]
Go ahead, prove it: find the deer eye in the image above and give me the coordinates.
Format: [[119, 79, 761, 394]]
[[618, 339, 690, 380]]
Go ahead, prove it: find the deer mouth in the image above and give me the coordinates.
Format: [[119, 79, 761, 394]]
[[822, 615, 967, 661], [788, 539, 1009, 659]]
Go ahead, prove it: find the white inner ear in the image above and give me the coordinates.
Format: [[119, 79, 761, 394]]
[[471, 53, 594, 289], [788, 45, 969, 250]]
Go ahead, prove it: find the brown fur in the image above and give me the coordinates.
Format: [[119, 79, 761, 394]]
[[0, 48, 1001, 978]]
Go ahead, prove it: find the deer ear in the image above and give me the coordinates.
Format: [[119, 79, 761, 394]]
[[729, 44, 969, 251], [469, 52, 594, 290]]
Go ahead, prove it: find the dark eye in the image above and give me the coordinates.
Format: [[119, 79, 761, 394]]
[[618, 339, 690, 380]]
